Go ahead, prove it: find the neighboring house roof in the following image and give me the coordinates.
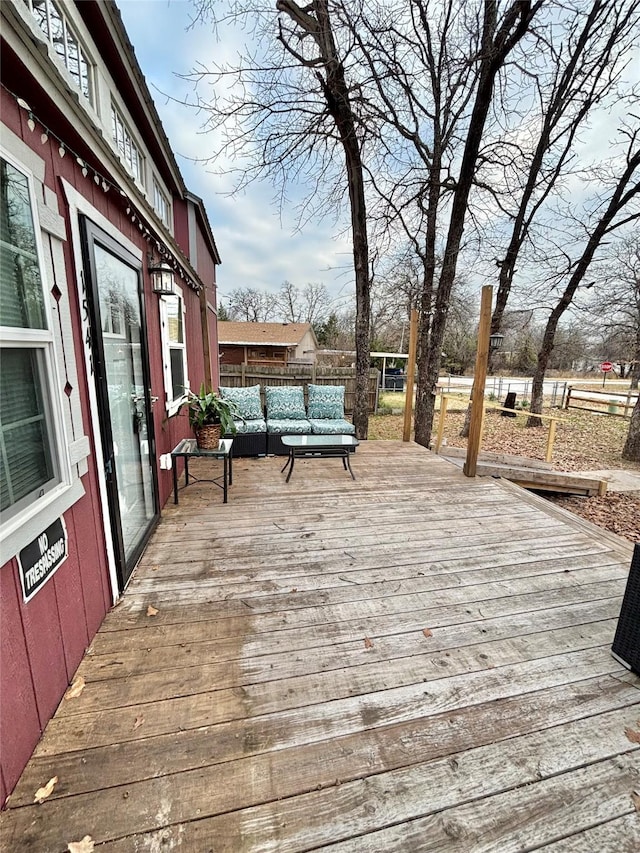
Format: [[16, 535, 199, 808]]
[[218, 322, 316, 347]]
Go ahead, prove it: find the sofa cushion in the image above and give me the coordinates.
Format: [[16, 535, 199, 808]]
[[265, 385, 306, 419], [234, 417, 267, 435], [266, 417, 312, 434], [309, 418, 356, 435], [307, 384, 345, 419], [219, 384, 263, 420]]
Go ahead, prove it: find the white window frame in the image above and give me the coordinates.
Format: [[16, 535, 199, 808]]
[[22, 0, 94, 105], [159, 286, 189, 416], [111, 103, 145, 186], [153, 178, 171, 227], [0, 149, 73, 555]]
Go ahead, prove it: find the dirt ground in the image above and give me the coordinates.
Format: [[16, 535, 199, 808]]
[[368, 406, 640, 544]]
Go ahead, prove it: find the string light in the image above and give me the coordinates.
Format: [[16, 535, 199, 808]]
[[3, 81, 202, 294]]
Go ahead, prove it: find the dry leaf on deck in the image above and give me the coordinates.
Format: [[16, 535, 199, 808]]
[[631, 791, 640, 812], [133, 715, 145, 730], [364, 637, 374, 649], [624, 727, 640, 744], [146, 605, 159, 617], [422, 628, 433, 638], [67, 836, 94, 853], [64, 676, 86, 700], [34, 775, 58, 803]]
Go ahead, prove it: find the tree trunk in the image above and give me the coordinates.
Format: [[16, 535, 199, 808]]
[[278, 0, 371, 438], [414, 0, 539, 446], [622, 394, 640, 460]]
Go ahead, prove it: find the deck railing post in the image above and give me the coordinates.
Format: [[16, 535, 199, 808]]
[[464, 286, 493, 477]]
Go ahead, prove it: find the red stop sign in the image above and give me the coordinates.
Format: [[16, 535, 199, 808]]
[[600, 361, 613, 372]]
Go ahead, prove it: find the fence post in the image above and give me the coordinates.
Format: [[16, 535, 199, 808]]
[[565, 385, 572, 410], [545, 419, 557, 463], [434, 394, 448, 453]]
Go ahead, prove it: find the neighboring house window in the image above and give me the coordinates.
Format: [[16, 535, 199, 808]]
[[111, 104, 144, 185], [160, 290, 188, 414], [153, 179, 170, 227], [0, 156, 63, 523], [23, 0, 93, 104]]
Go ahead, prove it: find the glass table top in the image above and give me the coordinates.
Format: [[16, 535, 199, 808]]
[[171, 438, 233, 457], [281, 435, 359, 448]]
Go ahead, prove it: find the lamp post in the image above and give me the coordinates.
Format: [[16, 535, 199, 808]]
[[463, 287, 503, 477]]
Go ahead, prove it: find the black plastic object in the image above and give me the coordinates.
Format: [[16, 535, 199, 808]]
[[611, 542, 640, 674]]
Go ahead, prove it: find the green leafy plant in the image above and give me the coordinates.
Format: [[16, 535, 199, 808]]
[[183, 386, 238, 435]]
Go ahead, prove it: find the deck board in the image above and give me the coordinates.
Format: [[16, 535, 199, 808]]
[[2, 441, 638, 852]]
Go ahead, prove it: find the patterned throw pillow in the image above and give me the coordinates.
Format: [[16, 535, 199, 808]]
[[264, 385, 306, 419], [307, 384, 345, 419], [219, 385, 263, 420]]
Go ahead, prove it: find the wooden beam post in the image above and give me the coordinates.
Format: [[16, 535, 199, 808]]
[[434, 393, 448, 453], [545, 418, 557, 463], [463, 286, 493, 477], [199, 288, 212, 391], [403, 309, 419, 442]]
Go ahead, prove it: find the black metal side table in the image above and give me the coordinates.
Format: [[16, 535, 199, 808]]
[[171, 438, 233, 504]]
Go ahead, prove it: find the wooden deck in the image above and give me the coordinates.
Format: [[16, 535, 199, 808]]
[[2, 441, 639, 852]]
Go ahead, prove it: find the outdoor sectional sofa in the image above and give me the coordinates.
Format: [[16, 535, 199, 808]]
[[220, 383, 356, 456]]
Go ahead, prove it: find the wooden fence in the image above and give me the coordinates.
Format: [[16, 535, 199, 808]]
[[565, 386, 637, 418], [219, 365, 380, 414]]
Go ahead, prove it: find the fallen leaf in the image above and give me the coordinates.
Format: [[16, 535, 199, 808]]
[[364, 637, 374, 649], [624, 727, 640, 744], [34, 776, 58, 803], [133, 716, 145, 730], [290, 588, 298, 593], [146, 605, 159, 617], [422, 628, 433, 638], [630, 791, 640, 812], [67, 836, 94, 853], [64, 676, 86, 700]]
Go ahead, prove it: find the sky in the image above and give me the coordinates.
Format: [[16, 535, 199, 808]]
[[118, 0, 357, 310]]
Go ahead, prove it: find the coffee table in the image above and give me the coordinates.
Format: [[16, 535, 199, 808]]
[[280, 435, 359, 483], [171, 438, 233, 504]]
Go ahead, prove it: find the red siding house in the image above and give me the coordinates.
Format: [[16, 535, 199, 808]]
[[0, 0, 221, 802]]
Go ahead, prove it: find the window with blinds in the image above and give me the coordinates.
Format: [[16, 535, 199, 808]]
[[0, 157, 60, 521]]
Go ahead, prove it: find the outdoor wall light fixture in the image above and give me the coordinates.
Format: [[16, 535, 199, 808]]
[[489, 332, 504, 351], [148, 257, 176, 296]]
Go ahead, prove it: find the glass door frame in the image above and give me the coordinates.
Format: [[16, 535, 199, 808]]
[[80, 216, 159, 591]]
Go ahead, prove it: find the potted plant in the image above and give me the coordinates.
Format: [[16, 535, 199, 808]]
[[184, 385, 238, 449]]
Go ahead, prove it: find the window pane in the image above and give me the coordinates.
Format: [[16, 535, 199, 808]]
[[165, 296, 183, 343], [169, 348, 185, 401], [0, 348, 56, 514], [32, 0, 50, 38], [0, 159, 47, 329]]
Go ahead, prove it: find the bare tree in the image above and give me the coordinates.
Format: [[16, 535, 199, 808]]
[[277, 280, 331, 324], [226, 286, 279, 321], [528, 127, 640, 425], [190, 0, 372, 437], [587, 235, 640, 388], [489, 0, 640, 365], [622, 395, 640, 460]]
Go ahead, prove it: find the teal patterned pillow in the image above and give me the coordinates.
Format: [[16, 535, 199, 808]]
[[307, 384, 344, 419], [265, 386, 306, 419], [219, 385, 263, 420]]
